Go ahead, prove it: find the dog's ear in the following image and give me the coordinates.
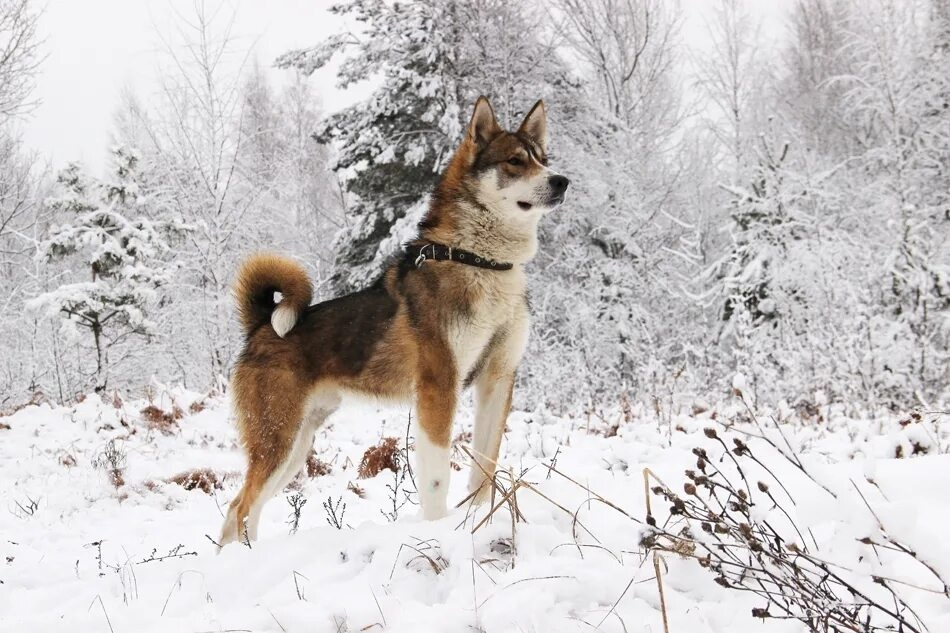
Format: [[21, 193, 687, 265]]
[[468, 96, 503, 148], [517, 100, 547, 152]]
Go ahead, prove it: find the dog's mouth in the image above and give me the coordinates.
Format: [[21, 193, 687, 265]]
[[516, 201, 533, 211]]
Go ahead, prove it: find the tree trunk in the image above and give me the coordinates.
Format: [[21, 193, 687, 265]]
[[92, 320, 106, 393]]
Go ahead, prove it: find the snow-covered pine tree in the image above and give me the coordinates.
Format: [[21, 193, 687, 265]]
[[28, 148, 183, 393], [707, 127, 807, 400], [277, 0, 569, 291]]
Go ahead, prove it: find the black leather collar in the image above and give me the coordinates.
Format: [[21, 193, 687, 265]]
[[405, 243, 514, 271]]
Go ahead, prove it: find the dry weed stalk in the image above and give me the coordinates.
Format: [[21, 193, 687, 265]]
[[389, 537, 449, 578], [640, 427, 934, 632]]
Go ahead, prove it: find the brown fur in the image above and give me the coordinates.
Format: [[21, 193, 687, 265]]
[[219, 96, 567, 545]]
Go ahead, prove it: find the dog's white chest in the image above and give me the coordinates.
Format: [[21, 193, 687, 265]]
[[448, 273, 524, 378], [449, 317, 497, 378]]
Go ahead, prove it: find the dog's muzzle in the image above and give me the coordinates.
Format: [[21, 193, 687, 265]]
[[547, 175, 569, 206]]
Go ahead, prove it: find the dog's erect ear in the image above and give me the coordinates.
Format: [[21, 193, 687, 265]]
[[517, 100, 547, 152], [468, 96, 503, 147]]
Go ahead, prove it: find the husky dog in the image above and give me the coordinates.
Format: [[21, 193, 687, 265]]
[[219, 96, 569, 545]]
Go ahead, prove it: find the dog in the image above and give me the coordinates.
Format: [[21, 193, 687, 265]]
[[219, 96, 569, 545]]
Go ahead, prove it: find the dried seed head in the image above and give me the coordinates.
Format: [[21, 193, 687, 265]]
[[737, 489, 748, 501], [684, 482, 697, 496], [703, 428, 718, 439], [685, 469, 696, 480], [752, 607, 770, 619], [651, 486, 664, 495], [715, 522, 729, 534], [757, 481, 769, 493], [696, 457, 707, 472], [701, 521, 712, 533]]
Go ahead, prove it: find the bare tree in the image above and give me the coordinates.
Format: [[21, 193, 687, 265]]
[[553, 0, 683, 148], [240, 66, 343, 281], [0, 0, 41, 119], [782, 0, 860, 158], [124, 0, 259, 384], [693, 0, 763, 186]]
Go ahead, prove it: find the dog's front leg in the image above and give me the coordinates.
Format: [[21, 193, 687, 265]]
[[468, 370, 515, 503], [415, 356, 457, 520]]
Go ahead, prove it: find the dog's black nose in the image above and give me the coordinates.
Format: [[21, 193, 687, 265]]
[[549, 175, 570, 193]]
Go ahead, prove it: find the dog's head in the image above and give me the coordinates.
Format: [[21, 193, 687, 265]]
[[427, 97, 569, 263], [463, 96, 569, 216]]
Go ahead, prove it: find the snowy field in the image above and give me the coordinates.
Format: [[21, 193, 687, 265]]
[[2, 388, 948, 633]]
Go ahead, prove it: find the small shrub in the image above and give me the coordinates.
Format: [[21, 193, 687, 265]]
[[1, 391, 46, 417], [358, 436, 400, 479], [306, 450, 332, 477], [141, 404, 184, 435], [287, 492, 307, 534], [92, 439, 127, 489], [166, 468, 224, 494]]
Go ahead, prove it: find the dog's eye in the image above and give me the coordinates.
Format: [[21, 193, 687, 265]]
[[506, 157, 524, 167]]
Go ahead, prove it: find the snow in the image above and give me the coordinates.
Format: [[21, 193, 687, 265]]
[[2, 391, 948, 632]]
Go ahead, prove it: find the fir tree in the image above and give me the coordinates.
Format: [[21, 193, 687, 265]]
[[28, 148, 185, 392]]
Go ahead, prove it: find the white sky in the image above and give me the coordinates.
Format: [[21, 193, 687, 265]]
[[22, 0, 359, 174], [21, 0, 792, 176]]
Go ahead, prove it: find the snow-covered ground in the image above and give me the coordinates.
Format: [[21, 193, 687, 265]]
[[2, 388, 948, 632]]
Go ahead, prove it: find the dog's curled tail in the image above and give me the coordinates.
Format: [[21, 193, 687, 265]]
[[233, 253, 313, 338]]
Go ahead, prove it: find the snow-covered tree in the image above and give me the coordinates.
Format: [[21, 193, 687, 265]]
[[28, 149, 183, 392], [835, 0, 950, 402], [278, 0, 569, 291]]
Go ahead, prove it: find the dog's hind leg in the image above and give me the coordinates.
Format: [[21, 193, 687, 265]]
[[219, 371, 308, 547], [250, 389, 341, 524]]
